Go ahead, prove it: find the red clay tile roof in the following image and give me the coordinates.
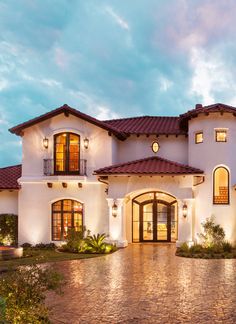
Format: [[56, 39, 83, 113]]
[[179, 103, 236, 128], [94, 156, 203, 175], [104, 116, 185, 135], [0, 165, 21, 190], [9, 104, 126, 140]]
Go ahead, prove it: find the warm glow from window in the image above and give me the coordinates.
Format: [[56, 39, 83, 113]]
[[215, 130, 227, 142], [52, 200, 83, 241], [152, 141, 159, 153], [213, 167, 229, 204], [195, 132, 203, 144], [54, 133, 80, 173]]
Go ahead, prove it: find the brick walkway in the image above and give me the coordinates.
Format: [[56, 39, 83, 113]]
[[46, 244, 236, 324]]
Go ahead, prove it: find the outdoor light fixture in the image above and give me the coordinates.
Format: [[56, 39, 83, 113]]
[[84, 137, 89, 149], [43, 137, 49, 149], [182, 203, 188, 218], [112, 201, 118, 217]]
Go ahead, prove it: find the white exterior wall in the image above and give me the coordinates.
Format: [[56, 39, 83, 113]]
[[18, 113, 115, 244], [21, 114, 116, 179], [0, 191, 18, 215], [18, 182, 108, 245], [116, 135, 188, 164], [107, 175, 194, 245], [188, 113, 236, 243]]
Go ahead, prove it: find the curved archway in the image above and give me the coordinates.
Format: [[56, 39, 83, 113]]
[[132, 191, 178, 242], [213, 166, 230, 204], [52, 199, 83, 241]]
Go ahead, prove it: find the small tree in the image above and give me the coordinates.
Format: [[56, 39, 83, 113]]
[[0, 265, 63, 323], [0, 214, 18, 246], [198, 216, 225, 248]]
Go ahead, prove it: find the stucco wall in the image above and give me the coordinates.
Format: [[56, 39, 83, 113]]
[[21, 113, 116, 179], [0, 191, 18, 215], [115, 135, 188, 164], [188, 113, 236, 242], [18, 182, 108, 245]]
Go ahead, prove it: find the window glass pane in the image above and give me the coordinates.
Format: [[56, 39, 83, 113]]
[[63, 213, 72, 239], [69, 134, 80, 172], [214, 167, 229, 204], [134, 192, 154, 203], [216, 130, 227, 142], [133, 202, 139, 222], [171, 203, 178, 241], [74, 213, 83, 231], [133, 222, 139, 242], [52, 201, 61, 211], [195, 132, 203, 143], [52, 213, 61, 240], [52, 200, 83, 241], [63, 200, 72, 211], [55, 134, 67, 171]]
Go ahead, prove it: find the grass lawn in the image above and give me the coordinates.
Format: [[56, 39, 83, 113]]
[[0, 249, 101, 271]]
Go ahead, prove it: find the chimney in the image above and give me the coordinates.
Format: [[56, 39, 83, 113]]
[[195, 103, 203, 109]]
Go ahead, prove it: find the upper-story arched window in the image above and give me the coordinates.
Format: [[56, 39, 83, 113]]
[[54, 133, 80, 174], [213, 166, 229, 204]]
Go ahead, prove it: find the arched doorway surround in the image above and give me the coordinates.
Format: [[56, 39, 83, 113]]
[[132, 191, 178, 242]]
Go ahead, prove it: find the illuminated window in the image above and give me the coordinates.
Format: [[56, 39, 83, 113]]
[[52, 199, 83, 241], [195, 132, 203, 144], [152, 141, 160, 153], [54, 133, 80, 174], [213, 167, 229, 204], [215, 130, 227, 142]]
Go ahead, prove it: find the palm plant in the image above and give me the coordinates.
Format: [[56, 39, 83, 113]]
[[84, 233, 107, 253]]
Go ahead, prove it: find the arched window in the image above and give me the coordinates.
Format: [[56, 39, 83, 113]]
[[54, 133, 80, 174], [52, 199, 83, 241], [213, 167, 229, 204]]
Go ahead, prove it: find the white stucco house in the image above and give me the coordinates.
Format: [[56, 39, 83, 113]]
[[0, 102, 236, 247]]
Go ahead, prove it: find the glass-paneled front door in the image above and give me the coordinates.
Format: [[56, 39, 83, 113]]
[[141, 201, 170, 242]]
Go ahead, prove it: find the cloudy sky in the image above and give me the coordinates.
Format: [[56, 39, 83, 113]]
[[1, 0, 236, 166]]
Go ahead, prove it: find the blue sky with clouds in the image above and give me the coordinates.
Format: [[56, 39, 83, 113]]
[[1, 0, 236, 166]]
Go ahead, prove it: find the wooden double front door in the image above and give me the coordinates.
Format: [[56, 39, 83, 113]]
[[140, 200, 171, 242]]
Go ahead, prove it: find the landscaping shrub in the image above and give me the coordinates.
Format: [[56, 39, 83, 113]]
[[62, 227, 90, 252], [0, 265, 63, 323], [0, 214, 18, 246], [83, 233, 117, 254], [189, 244, 203, 254], [34, 243, 56, 250], [198, 216, 225, 248], [21, 242, 32, 248], [222, 241, 233, 253], [178, 242, 189, 253]]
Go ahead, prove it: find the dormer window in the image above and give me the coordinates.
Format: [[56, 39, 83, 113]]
[[195, 132, 203, 144], [215, 129, 227, 142], [54, 133, 80, 174]]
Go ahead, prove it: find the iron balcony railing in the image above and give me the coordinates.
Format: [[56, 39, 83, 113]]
[[43, 159, 87, 176]]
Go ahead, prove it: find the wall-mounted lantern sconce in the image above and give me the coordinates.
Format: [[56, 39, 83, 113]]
[[43, 137, 49, 149], [112, 201, 118, 217], [182, 203, 188, 218], [84, 137, 89, 149]]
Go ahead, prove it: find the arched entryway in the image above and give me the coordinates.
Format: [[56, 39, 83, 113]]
[[132, 191, 178, 242]]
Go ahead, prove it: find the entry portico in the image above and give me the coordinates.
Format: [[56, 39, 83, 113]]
[[95, 156, 203, 247]]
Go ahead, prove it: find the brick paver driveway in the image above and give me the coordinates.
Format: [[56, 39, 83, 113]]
[[46, 244, 236, 323]]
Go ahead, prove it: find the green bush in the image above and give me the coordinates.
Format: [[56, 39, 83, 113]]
[[84, 233, 107, 253], [34, 243, 56, 250], [62, 227, 90, 252], [0, 265, 63, 323], [21, 242, 32, 248], [178, 242, 189, 253], [198, 216, 225, 248], [189, 244, 203, 253], [222, 241, 233, 253], [0, 214, 18, 246]]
